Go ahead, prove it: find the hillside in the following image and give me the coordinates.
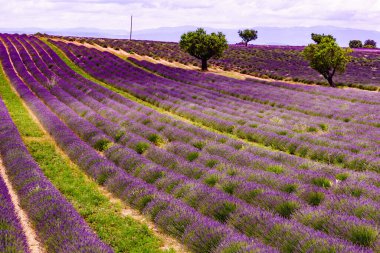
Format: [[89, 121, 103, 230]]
[[56, 36, 380, 90]]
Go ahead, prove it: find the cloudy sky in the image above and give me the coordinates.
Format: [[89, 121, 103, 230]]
[[1, 0, 379, 32]]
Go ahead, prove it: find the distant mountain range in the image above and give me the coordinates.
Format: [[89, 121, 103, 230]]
[[1, 26, 380, 46]]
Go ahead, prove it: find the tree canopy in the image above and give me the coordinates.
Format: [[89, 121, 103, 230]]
[[238, 29, 258, 46], [364, 39, 377, 48], [311, 33, 335, 44], [349, 40, 363, 48], [303, 34, 352, 87], [179, 28, 228, 71]]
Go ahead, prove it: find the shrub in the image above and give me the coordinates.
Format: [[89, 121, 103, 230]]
[[266, 165, 284, 174], [275, 201, 299, 218], [187, 152, 199, 162], [147, 133, 163, 145], [94, 138, 112, 151], [204, 174, 219, 186], [335, 173, 349, 181], [349, 225, 378, 247], [318, 123, 329, 131], [305, 191, 325, 206], [134, 142, 150, 154], [193, 141, 206, 150], [277, 130, 287, 136], [306, 126, 318, 132], [220, 181, 239, 195], [206, 159, 219, 168], [311, 177, 332, 188], [282, 184, 298, 193]]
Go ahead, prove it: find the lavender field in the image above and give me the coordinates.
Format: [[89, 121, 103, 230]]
[[0, 33, 379, 253], [57, 36, 380, 90]]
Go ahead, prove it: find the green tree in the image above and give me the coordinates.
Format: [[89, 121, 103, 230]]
[[238, 29, 258, 46], [349, 40, 363, 48], [179, 28, 228, 71], [364, 39, 377, 48], [311, 33, 336, 44], [303, 35, 352, 87]]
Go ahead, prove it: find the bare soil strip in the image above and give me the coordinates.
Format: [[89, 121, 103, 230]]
[[0, 159, 45, 253], [98, 187, 189, 253]]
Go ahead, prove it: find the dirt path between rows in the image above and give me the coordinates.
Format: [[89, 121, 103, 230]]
[[0, 159, 45, 253], [98, 187, 189, 253]]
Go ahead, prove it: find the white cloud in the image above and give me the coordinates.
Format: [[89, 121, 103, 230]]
[[0, 0, 379, 31]]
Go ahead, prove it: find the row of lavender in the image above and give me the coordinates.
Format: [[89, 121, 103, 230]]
[[51, 40, 380, 173], [57, 36, 380, 90], [0, 68, 113, 252], [0, 34, 278, 253], [11, 33, 380, 251], [0, 122, 29, 253], [3, 33, 377, 251]]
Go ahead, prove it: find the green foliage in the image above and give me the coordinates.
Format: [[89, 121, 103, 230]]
[[179, 28, 228, 70], [364, 39, 377, 48], [282, 184, 298, 193], [306, 126, 318, 132], [204, 174, 219, 186], [221, 181, 238, 195], [147, 133, 163, 145], [275, 201, 299, 218], [311, 177, 332, 188], [238, 29, 258, 46], [192, 141, 206, 150], [311, 33, 336, 44], [186, 152, 199, 162], [303, 35, 352, 87], [205, 159, 219, 168], [349, 225, 378, 247], [318, 123, 329, 131], [213, 202, 237, 222], [335, 173, 349, 181], [305, 192, 325, 206], [349, 40, 363, 48], [266, 165, 284, 174], [94, 138, 112, 151], [134, 142, 150, 154]]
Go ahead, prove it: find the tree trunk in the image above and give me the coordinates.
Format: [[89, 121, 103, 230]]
[[201, 58, 208, 71], [327, 76, 336, 87], [245, 41, 248, 47]]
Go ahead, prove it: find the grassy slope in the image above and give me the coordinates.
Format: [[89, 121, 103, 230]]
[[0, 61, 170, 253]]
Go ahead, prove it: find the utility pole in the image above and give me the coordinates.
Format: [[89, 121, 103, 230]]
[[130, 15, 133, 40]]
